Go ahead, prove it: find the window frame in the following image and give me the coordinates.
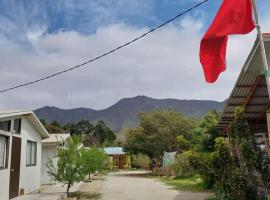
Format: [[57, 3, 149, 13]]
[[0, 134, 9, 169], [0, 120, 11, 132], [26, 140, 37, 167], [13, 118, 22, 134]]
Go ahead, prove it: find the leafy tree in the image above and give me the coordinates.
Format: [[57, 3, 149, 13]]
[[66, 120, 94, 135], [81, 147, 107, 179], [94, 120, 116, 143], [63, 120, 115, 146], [199, 110, 219, 134], [176, 135, 191, 152], [50, 120, 61, 128], [124, 110, 196, 167], [40, 119, 64, 133], [46, 138, 86, 196], [199, 110, 219, 152]]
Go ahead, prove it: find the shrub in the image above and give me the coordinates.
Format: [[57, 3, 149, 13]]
[[172, 151, 195, 177], [132, 153, 151, 169]]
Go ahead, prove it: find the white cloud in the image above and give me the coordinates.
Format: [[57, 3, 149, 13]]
[[0, 13, 269, 110]]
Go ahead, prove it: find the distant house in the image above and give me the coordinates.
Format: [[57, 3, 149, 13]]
[[0, 110, 49, 200], [104, 147, 131, 169], [41, 133, 71, 185]]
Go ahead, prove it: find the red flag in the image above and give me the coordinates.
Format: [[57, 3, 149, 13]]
[[200, 0, 255, 83]]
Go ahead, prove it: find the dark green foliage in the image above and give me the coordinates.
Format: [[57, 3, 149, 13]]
[[199, 110, 219, 152], [50, 120, 61, 128], [124, 110, 196, 166], [40, 119, 64, 133], [63, 120, 116, 146], [65, 120, 94, 135], [94, 120, 116, 143]]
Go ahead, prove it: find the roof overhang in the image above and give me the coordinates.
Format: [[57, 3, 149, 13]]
[[0, 110, 50, 139], [217, 34, 270, 134]]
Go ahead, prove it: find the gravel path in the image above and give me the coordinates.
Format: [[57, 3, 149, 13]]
[[81, 171, 212, 200]]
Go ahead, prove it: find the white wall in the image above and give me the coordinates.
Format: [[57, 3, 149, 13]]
[[0, 115, 43, 200], [19, 116, 42, 194], [41, 145, 57, 184], [0, 130, 12, 200]]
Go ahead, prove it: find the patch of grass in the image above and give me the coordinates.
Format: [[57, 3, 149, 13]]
[[71, 191, 101, 200], [205, 197, 218, 200], [160, 175, 210, 192]]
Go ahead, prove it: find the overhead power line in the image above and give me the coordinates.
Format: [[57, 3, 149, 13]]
[[0, 0, 209, 93]]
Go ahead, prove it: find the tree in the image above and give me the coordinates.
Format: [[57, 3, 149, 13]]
[[40, 119, 64, 133], [51, 120, 61, 128], [46, 138, 86, 196], [94, 121, 116, 143], [124, 110, 196, 167], [66, 120, 94, 135], [198, 110, 219, 152], [81, 147, 107, 179]]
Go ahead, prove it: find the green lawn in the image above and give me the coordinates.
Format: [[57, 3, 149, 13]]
[[160, 175, 210, 192]]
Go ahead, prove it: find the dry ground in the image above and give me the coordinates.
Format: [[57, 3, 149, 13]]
[[77, 171, 212, 200]]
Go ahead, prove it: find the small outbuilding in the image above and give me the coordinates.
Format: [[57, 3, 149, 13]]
[[104, 147, 131, 169], [41, 133, 71, 184], [0, 110, 49, 200]]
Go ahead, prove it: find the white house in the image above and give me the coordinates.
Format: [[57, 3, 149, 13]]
[[0, 110, 49, 200], [41, 133, 71, 185]]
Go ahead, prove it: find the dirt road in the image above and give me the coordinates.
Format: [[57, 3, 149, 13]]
[[81, 171, 212, 200]]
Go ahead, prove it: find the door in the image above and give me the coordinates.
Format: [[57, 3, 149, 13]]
[[9, 136, 21, 199]]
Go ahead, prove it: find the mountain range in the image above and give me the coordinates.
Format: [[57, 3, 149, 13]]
[[34, 95, 225, 132]]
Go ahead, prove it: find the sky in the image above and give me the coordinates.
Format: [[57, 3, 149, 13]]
[[0, 0, 269, 110]]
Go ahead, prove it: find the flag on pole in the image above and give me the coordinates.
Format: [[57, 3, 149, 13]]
[[200, 0, 255, 83]]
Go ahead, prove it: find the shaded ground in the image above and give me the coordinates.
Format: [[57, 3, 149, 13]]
[[77, 171, 213, 200], [12, 182, 82, 200]]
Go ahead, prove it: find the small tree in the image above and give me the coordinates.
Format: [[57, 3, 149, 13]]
[[81, 147, 107, 179], [46, 138, 86, 196]]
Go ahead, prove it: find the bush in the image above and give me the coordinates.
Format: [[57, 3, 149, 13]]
[[172, 151, 195, 177], [132, 154, 151, 169]]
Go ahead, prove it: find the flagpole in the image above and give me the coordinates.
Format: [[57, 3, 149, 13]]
[[251, 0, 270, 100]]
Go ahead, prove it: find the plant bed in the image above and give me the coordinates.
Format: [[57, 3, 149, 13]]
[[71, 191, 101, 200], [160, 175, 210, 192]]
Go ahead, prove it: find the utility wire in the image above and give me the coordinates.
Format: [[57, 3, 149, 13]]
[[0, 0, 209, 93]]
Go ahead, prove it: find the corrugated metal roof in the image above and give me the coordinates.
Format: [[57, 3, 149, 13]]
[[217, 34, 270, 134], [104, 147, 125, 155]]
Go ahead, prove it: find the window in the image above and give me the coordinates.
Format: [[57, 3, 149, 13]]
[[0, 135, 8, 169], [0, 120, 11, 132], [14, 118, 21, 134], [26, 141, 37, 166]]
